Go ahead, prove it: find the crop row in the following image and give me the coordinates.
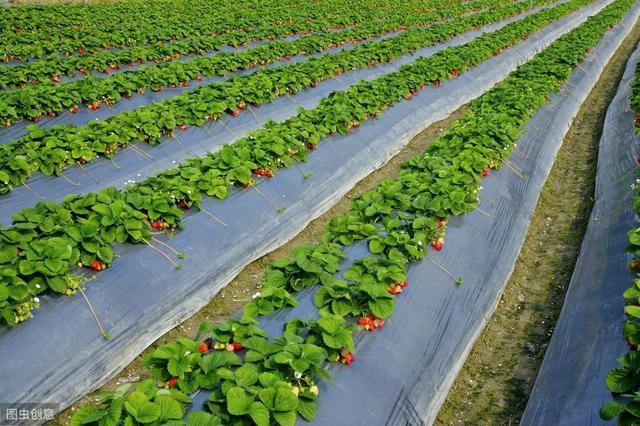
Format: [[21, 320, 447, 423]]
[[0, 0, 594, 326], [0, 0, 519, 124], [0, 0, 442, 62], [0, 0, 476, 88], [0, 0, 570, 199], [600, 60, 640, 424], [60, 0, 636, 423]]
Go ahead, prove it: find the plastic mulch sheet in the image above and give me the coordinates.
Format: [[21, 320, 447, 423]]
[[520, 30, 640, 426], [0, 0, 623, 418]]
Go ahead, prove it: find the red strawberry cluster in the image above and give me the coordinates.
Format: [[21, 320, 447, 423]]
[[357, 314, 384, 331], [347, 121, 360, 132], [253, 168, 273, 178], [88, 101, 101, 111], [338, 349, 355, 365], [150, 219, 170, 230], [210, 341, 244, 352], [431, 237, 444, 251], [89, 260, 105, 271], [387, 280, 408, 295]]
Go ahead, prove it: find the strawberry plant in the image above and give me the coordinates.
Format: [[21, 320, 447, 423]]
[[0, 0, 602, 327], [0, 0, 508, 92], [0, 0, 564, 189], [71, 1, 635, 423]]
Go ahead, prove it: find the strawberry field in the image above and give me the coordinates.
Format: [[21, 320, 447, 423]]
[[0, 0, 639, 424]]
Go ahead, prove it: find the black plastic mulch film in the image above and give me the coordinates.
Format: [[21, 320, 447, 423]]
[[521, 27, 640, 426], [0, 0, 634, 424]]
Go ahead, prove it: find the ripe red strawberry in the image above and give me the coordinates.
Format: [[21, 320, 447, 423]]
[[151, 221, 164, 229], [195, 75, 202, 81], [89, 260, 104, 271], [167, 377, 178, 388], [180, 81, 189, 87], [103, 68, 110, 75], [433, 80, 441, 88], [482, 169, 489, 177], [388, 285, 402, 295], [47, 111, 55, 118], [340, 350, 355, 365], [357, 317, 368, 327], [198, 342, 209, 354], [400, 280, 408, 288], [232, 341, 244, 351], [51, 75, 60, 83], [253, 168, 273, 178], [230, 109, 240, 117], [70, 105, 78, 114], [88, 101, 101, 110]]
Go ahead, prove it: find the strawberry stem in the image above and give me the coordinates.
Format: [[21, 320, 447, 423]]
[[475, 206, 491, 217], [151, 237, 181, 256], [479, 193, 496, 204], [129, 144, 155, 161], [247, 105, 261, 124], [142, 238, 180, 269], [427, 255, 462, 285], [220, 120, 237, 139], [22, 182, 45, 200], [294, 163, 312, 179], [78, 286, 110, 340], [504, 160, 527, 180], [173, 134, 198, 158], [76, 162, 100, 183], [250, 182, 279, 210], [60, 173, 80, 186], [201, 208, 228, 226]]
